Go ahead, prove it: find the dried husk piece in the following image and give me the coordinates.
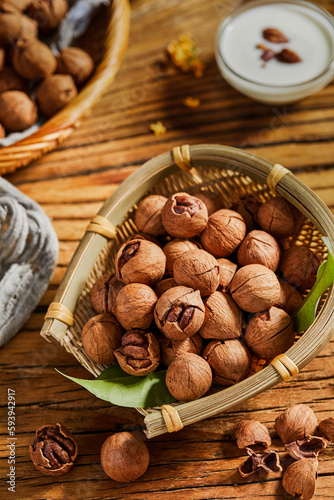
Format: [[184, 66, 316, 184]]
[[0, 12, 37, 45], [203, 339, 251, 386], [274, 404, 318, 443], [28, 0, 68, 33], [56, 46, 94, 85], [282, 458, 318, 500], [319, 417, 334, 442], [0, 90, 37, 132], [285, 436, 326, 460], [239, 448, 282, 478], [160, 333, 204, 366], [13, 38, 56, 81], [199, 291, 242, 340], [235, 420, 271, 449], [36, 74, 78, 117]]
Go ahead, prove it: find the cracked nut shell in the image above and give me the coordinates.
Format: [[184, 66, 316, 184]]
[[30, 423, 78, 476], [0, 91, 37, 132], [282, 458, 318, 500], [257, 196, 301, 239], [275, 278, 302, 315], [239, 448, 282, 478], [114, 283, 157, 330], [13, 38, 57, 81], [237, 230, 281, 271], [203, 339, 251, 386], [199, 291, 242, 340], [244, 307, 295, 359], [160, 332, 204, 366], [166, 353, 212, 401], [28, 0, 68, 32], [217, 258, 237, 292], [82, 313, 123, 365], [90, 273, 124, 315], [275, 404, 318, 444], [235, 420, 271, 449], [115, 238, 166, 286], [279, 245, 321, 290], [285, 436, 326, 460], [154, 285, 205, 340], [56, 46, 94, 85], [134, 195, 167, 237], [230, 264, 280, 313], [161, 192, 208, 238], [163, 238, 200, 276], [200, 209, 246, 258], [114, 330, 160, 376], [36, 74, 78, 117], [100, 432, 149, 483], [173, 249, 220, 295]]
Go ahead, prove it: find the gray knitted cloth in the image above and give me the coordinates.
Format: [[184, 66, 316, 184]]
[[0, 178, 58, 347]]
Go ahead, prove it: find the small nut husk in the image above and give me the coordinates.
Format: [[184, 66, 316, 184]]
[[275, 278, 302, 315], [82, 313, 123, 365], [217, 258, 237, 292], [163, 238, 200, 276], [279, 245, 321, 290], [237, 230, 281, 271], [56, 46, 94, 85], [0, 12, 37, 45], [285, 436, 326, 460], [239, 448, 282, 478], [173, 249, 220, 295], [200, 209, 246, 257], [114, 283, 157, 330], [274, 404, 318, 444], [257, 196, 301, 239], [166, 353, 212, 401], [100, 432, 149, 483], [114, 330, 160, 376], [282, 458, 318, 500], [235, 420, 271, 449], [244, 307, 295, 359], [319, 417, 334, 442], [160, 333, 204, 366], [203, 339, 251, 386], [36, 74, 78, 117], [161, 192, 208, 238], [134, 195, 167, 237], [90, 273, 124, 315], [0, 67, 27, 93], [28, 0, 68, 33], [0, 90, 37, 132], [13, 38, 57, 81], [230, 264, 280, 313], [199, 291, 242, 340]]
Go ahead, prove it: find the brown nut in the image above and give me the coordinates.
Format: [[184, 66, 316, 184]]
[[160, 332, 204, 366], [0, 47, 4, 70], [194, 190, 223, 215], [161, 192, 208, 238], [163, 238, 200, 276], [200, 209, 246, 258], [203, 339, 251, 386], [257, 196, 301, 239], [114, 330, 160, 376], [154, 285, 205, 340], [82, 313, 123, 365], [199, 291, 242, 340], [275, 278, 302, 315], [115, 239, 166, 286], [230, 264, 280, 313], [0, 91, 37, 132], [239, 448, 282, 478], [13, 38, 57, 81], [56, 46, 94, 85], [217, 258, 237, 292], [100, 432, 149, 483], [319, 417, 334, 442], [29, 423, 78, 476], [28, 0, 68, 32], [237, 230, 281, 271], [0, 0, 32, 12], [166, 353, 212, 401], [114, 283, 157, 330], [244, 307, 295, 359], [134, 195, 167, 237], [154, 278, 178, 297], [36, 74, 77, 118], [285, 436, 326, 460], [0, 67, 27, 93], [0, 12, 37, 45], [275, 404, 318, 444], [235, 420, 271, 449], [173, 249, 220, 295], [232, 195, 262, 233], [90, 273, 124, 315], [279, 245, 321, 290], [282, 458, 318, 500]]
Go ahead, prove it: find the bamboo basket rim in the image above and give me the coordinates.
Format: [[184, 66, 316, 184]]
[[40, 144, 334, 438], [0, 0, 131, 176]]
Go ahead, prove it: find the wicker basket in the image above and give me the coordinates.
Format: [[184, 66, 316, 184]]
[[41, 144, 334, 438], [0, 0, 131, 176]]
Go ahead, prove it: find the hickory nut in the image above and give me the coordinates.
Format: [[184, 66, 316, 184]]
[[13, 38, 57, 81], [154, 278, 178, 297], [200, 209, 246, 257], [237, 230, 281, 271], [244, 307, 295, 359], [173, 249, 220, 295], [232, 194, 262, 233], [90, 273, 124, 315], [36, 74, 78, 117], [257, 196, 302, 239], [114, 283, 157, 330], [279, 245, 320, 290], [82, 313, 123, 365], [56, 46, 94, 85], [114, 330, 160, 376], [282, 458, 318, 500], [199, 291, 242, 340], [100, 432, 149, 483], [275, 278, 302, 315], [203, 339, 251, 386], [28, 0, 68, 33], [274, 404, 318, 444], [154, 285, 205, 340], [0, 91, 37, 132], [235, 420, 271, 449], [166, 353, 212, 401], [230, 264, 280, 313], [134, 195, 167, 237], [160, 332, 204, 366], [217, 258, 237, 292], [0, 67, 26, 93], [163, 238, 200, 276], [115, 239, 166, 286], [161, 192, 208, 238], [0, 11, 37, 45]]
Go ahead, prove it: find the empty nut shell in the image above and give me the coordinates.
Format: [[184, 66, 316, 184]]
[[282, 458, 318, 500], [161, 192, 208, 238], [235, 420, 271, 449], [82, 313, 123, 365], [134, 195, 167, 237], [200, 209, 246, 257], [217, 258, 237, 292], [199, 291, 242, 340], [13, 38, 57, 81], [275, 404, 318, 444], [203, 339, 251, 386], [279, 245, 321, 290], [173, 249, 220, 295], [166, 353, 212, 401], [114, 330, 160, 376], [160, 332, 204, 366], [237, 230, 281, 271], [36, 74, 78, 117], [163, 238, 200, 276], [0, 91, 37, 132], [56, 46, 94, 85], [114, 283, 157, 330]]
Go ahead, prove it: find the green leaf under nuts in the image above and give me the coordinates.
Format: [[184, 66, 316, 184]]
[[56, 365, 176, 409], [293, 238, 334, 333]]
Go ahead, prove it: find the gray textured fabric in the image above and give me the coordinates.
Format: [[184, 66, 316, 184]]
[[0, 178, 59, 347]]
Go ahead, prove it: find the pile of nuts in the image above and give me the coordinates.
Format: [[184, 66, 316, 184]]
[[0, 0, 94, 136], [81, 190, 321, 403]]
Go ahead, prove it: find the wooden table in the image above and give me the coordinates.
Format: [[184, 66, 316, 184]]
[[1, 0, 334, 498]]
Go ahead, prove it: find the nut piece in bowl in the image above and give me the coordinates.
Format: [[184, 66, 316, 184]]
[[160, 333, 204, 366], [36, 74, 78, 117], [257, 196, 302, 239], [13, 38, 57, 82], [82, 313, 123, 365], [0, 67, 27, 93], [174, 249, 220, 295], [237, 230, 281, 271], [0, 91, 37, 132], [28, 0, 68, 33], [166, 353, 212, 401], [232, 194, 262, 233], [163, 238, 200, 276], [134, 195, 167, 237], [154, 278, 178, 297], [161, 192, 208, 238], [114, 283, 157, 331], [279, 245, 321, 290], [199, 291, 243, 340], [90, 273, 124, 315], [114, 330, 160, 376], [217, 258, 237, 292], [275, 278, 302, 315], [56, 46, 94, 86], [203, 339, 251, 386], [200, 209, 246, 257], [0, 11, 37, 45]]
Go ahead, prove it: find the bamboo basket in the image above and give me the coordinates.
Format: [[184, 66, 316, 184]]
[[0, 0, 131, 176], [41, 144, 334, 438]]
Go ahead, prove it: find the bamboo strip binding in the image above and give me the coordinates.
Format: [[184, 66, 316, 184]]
[[267, 163, 292, 192], [45, 302, 74, 327], [161, 405, 184, 433], [172, 145, 202, 183], [271, 354, 299, 381], [86, 215, 117, 239]]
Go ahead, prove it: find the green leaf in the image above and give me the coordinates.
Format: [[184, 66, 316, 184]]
[[56, 365, 176, 409], [293, 240, 334, 333]]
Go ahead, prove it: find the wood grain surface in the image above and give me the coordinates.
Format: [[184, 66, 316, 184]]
[[1, 0, 334, 499]]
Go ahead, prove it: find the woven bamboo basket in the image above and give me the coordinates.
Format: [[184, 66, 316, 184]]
[[41, 144, 334, 438], [0, 0, 131, 176]]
